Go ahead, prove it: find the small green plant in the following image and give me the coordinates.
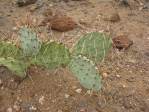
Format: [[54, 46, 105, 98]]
[[0, 28, 112, 91]]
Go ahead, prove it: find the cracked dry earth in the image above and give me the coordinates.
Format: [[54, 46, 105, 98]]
[[0, 0, 149, 112]]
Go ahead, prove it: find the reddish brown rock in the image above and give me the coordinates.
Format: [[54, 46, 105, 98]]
[[49, 16, 77, 32], [42, 8, 77, 32], [113, 35, 133, 50]]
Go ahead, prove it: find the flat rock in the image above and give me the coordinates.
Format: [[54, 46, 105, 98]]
[[113, 35, 133, 50], [16, 0, 37, 7]]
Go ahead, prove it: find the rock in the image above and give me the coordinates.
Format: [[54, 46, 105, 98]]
[[103, 12, 120, 22], [16, 0, 37, 7], [20, 102, 37, 112], [42, 8, 77, 31], [49, 15, 77, 32], [64, 94, 70, 99], [7, 107, 13, 112], [119, 0, 130, 7], [142, 2, 149, 9], [39, 96, 45, 105], [112, 35, 133, 50], [75, 88, 82, 93]]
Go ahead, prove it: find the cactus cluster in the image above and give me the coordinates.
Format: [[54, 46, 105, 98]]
[[19, 27, 41, 57], [73, 32, 112, 62], [69, 55, 102, 91], [68, 32, 112, 91], [0, 27, 112, 91]]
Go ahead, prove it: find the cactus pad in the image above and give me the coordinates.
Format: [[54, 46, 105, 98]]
[[0, 42, 21, 58], [0, 57, 27, 78], [19, 27, 41, 57], [69, 55, 102, 91], [73, 32, 112, 62], [32, 41, 70, 69]]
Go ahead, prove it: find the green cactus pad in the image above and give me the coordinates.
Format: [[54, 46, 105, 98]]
[[73, 32, 112, 62], [19, 27, 41, 57], [69, 55, 102, 91], [0, 42, 21, 58], [31, 41, 71, 69], [0, 57, 27, 78]]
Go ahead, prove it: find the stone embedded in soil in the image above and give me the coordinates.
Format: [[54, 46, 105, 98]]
[[103, 12, 120, 22], [20, 102, 38, 111], [16, 0, 37, 7], [42, 8, 77, 31], [76, 98, 98, 112], [112, 35, 133, 50], [47, 15, 77, 32], [7, 107, 13, 112], [75, 88, 82, 93], [119, 0, 130, 7], [39, 96, 45, 105]]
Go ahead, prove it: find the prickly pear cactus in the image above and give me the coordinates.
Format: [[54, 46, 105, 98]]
[[0, 57, 27, 78], [73, 32, 112, 62], [19, 27, 41, 57], [0, 42, 21, 58], [69, 55, 102, 91], [32, 41, 70, 69]]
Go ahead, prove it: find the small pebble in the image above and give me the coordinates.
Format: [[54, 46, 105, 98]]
[[116, 75, 121, 78], [64, 94, 70, 99], [86, 90, 92, 95], [39, 96, 45, 105], [12, 26, 18, 31], [13, 104, 20, 111], [7, 107, 13, 112], [122, 84, 126, 88], [75, 88, 82, 93], [29, 106, 37, 111], [102, 72, 108, 78]]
